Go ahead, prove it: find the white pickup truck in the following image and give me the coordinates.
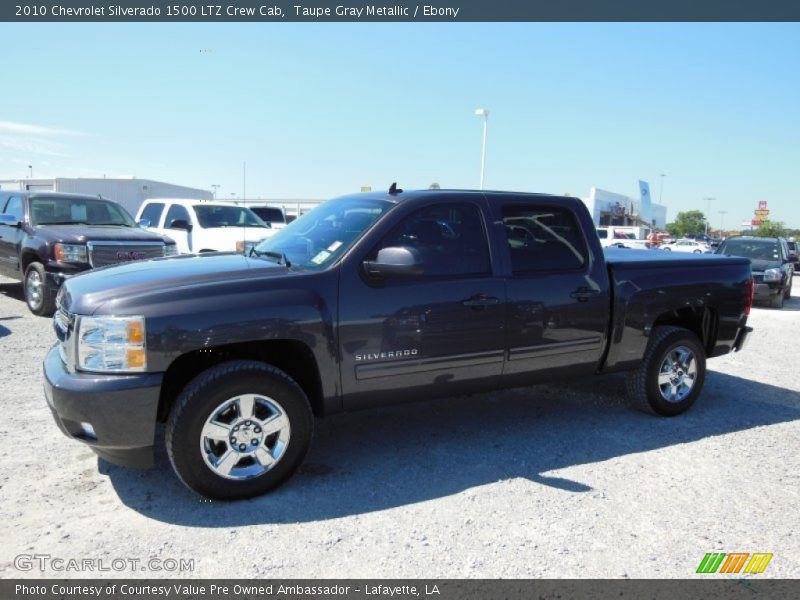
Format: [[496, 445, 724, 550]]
[[136, 199, 276, 254]]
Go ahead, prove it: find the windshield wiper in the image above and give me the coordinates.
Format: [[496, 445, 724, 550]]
[[255, 250, 291, 267]]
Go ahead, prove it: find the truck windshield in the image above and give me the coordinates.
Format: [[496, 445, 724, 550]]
[[193, 205, 268, 228], [30, 197, 137, 227], [717, 239, 780, 261], [253, 197, 390, 269]]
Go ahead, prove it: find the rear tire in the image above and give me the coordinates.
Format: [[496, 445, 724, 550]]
[[166, 360, 314, 500], [24, 262, 56, 316], [784, 279, 792, 300], [625, 326, 706, 416]]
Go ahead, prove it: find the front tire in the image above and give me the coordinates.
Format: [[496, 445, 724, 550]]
[[166, 360, 314, 500], [625, 326, 706, 416], [24, 262, 56, 316]]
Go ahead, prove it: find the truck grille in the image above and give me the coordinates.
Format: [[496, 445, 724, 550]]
[[87, 242, 165, 268]]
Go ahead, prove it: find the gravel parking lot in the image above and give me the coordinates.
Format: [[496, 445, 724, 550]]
[[0, 274, 798, 579]]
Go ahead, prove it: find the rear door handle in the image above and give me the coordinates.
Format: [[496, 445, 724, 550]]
[[463, 294, 501, 309], [570, 287, 601, 302]]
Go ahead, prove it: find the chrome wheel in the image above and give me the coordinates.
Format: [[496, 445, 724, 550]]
[[657, 345, 697, 403], [200, 394, 291, 480], [25, 269, 43, 310]]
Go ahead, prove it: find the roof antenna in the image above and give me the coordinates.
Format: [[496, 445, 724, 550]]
[[388, 182, 403, 195]]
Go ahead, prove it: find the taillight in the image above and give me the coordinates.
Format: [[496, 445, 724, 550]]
[[745, 278, 754, 316]]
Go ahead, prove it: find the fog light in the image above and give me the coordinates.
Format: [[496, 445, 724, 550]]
[[79, 422, 97, 441]]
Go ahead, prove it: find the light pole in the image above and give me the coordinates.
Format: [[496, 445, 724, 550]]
[[658, 173, 666, 205], [211, 184, 220, 198], [474, 108, 489, 190], [703, 197, 716, 234], [28, 164, 33, 179], [718, 210, 728, 233]]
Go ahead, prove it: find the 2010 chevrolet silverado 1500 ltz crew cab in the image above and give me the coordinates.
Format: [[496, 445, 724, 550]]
[[44, 188, 754, 499]]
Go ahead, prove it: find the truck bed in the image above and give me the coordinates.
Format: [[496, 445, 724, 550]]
[[602, 248, 752, 373]]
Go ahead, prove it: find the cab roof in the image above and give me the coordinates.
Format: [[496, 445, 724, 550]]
[[346, 188, 568, 205]]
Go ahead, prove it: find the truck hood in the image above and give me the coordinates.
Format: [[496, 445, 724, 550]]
[[35, 224, 171, 243], [59, 253, 289, 315]]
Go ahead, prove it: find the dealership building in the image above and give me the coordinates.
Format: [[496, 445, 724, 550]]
[[581, 186, 668, 230], [0, 177, 211, 217]]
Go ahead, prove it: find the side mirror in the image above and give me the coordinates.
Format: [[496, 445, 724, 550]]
[[169, 219, 193, 232], [363, 246, 424, 278], [138, 218, 151, 228], [0, 213, 21, 227]]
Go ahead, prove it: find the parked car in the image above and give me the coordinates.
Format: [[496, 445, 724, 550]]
[[786, 240, 799, 270], [685, 233, 713, 244], [249, 206, 288, 230], [136, 199, 275, 254], [0, 191, 177, 316], [716, 236, 793, 308], [660, 239, 714, 254], [596, 227, 653, 250], [45, 188, 753, 499]]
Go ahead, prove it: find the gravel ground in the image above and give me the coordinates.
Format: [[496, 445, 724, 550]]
[[0, 274, 798, 579]]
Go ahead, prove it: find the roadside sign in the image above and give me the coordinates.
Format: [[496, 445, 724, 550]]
[[759, 200, 768, 210], [752, 219, 762, 226], [360, 186, 372, 192], [754, 209, 770, 217], [741, 220, 753, 227]]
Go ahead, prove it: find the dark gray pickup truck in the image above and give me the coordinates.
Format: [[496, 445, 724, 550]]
[[44, 189, 753, 499]]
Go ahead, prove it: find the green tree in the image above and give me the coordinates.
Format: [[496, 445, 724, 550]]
[[666, 210, 706, 237], [755, 221, 787, 237]]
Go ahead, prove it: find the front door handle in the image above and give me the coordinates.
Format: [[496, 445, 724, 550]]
[[570, 287, 601, 302], [463, 294, 501, 309]]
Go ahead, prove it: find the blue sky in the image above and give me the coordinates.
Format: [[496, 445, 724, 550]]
[[1, 23, 798, 228]]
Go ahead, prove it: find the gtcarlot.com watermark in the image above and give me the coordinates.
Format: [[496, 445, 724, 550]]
[[14, 553, 194, 573]]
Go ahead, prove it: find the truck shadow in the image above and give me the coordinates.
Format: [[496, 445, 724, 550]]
[[0, 282, 24, 303], [102, 371, 800, 525]]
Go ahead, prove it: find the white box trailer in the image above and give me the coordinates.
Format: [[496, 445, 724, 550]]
[[0, 177, 211, 217]]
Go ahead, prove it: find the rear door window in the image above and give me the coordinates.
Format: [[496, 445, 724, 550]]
[[502, 205, 588, 273]]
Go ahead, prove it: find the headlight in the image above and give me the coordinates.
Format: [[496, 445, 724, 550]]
[[164, 244, 179, 256], [77, 315, 146, 372], [54, 243, 87, 263], [763, 268, 783, 282], [236, 240, 258, 255]]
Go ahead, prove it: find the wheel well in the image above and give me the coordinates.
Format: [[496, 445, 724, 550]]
[[20, 250, 39, 273], [652, 307, 717, 356], [157, 340, 324, 421]]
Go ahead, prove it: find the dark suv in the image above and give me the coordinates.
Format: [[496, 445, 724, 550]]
[[0, 191, 177, 315], [715, 236, 794, 308]]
